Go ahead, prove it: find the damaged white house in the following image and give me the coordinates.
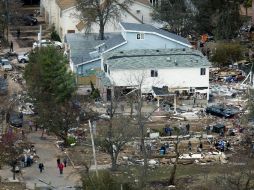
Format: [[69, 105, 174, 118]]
[[97, 48, 211, 101]]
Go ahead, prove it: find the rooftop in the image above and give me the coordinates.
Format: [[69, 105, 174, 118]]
[[120, 22, 191, 46], [104, 49, 211, 70], [65, 33, 122, 65]]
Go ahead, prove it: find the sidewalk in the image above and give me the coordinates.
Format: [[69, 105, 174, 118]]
[[22, 131, 81, 189]]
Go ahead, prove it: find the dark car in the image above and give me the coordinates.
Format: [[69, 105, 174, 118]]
[[9, 112, 23, 128], [206, 105, 239, 118], [23, 15, 38, 26]]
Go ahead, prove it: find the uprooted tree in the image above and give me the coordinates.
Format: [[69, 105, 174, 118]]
[[75, 0, 131, 40], [24, 47, 76, 144]]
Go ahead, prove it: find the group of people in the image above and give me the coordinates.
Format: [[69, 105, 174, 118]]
[[21, 145, 37, 168], [38, 157, 68, 175], [57, 157, 68, 175]]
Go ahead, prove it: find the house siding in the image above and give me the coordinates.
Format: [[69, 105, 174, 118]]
[[108, 67, 209, 93], [76, 60, 101, 75], [117, 32, 188, 50]]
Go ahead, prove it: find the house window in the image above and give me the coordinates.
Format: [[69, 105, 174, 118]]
[[150, 0, 158, 6], [137, 33, 144, 40], [200, 68, 206, 75], [67, 30, 75, 33], [151, 69, 158, 77]]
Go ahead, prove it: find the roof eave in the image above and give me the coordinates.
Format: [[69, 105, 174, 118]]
[[75, 58, 101, 67]]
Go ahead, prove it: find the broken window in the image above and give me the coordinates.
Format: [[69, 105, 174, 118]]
[[200, 68, 206, 75], [151, 69, 158, 77]]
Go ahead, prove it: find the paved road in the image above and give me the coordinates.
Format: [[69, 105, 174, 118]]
[[22, 131, 80, 189]]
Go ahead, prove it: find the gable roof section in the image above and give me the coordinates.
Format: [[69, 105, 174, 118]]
[[120, 22, 191, 47], [104, 34, 126, 52], [104, 48, 211, 70], [66, 33, 106, 65], [66, 33, 125, 66], [56, 0, 77, 10]]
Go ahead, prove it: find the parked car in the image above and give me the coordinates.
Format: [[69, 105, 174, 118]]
[[9, 112, 23, 128], [32, 39, 64, 49], [23, 15, 38, 26], [0, 58, 13, 71], [17, 52, 29, 63], [206, 105, 239, 118]]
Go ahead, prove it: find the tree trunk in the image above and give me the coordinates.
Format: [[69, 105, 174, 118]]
[[12, 165, 15, 180], [252, 0, 254, 24], [130, 101, 133, 118], [111, 152, 118, 171], [169, 162, 177, 185], [246, 7, 248, 16], [169, 139, 179, 185], [99, 20, 105, 40], [140, 132, 148, 188], [41, 128, 44, 138]]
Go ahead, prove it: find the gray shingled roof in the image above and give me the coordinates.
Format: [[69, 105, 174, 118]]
[[104, 34, 126, 51], [104, 49, 210, 70], [65, 33, 106, 65], [120, 22, 191, 46], [66, 33, 125, 65]]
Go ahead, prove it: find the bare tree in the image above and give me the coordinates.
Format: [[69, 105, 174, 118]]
[[168, 127, 181, 185], [99, 115, 136, 171], [75, 0, 131, 40]]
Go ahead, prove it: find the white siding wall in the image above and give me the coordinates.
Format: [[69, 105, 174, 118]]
[[41, 1, 153, 39], [60, 8, 81, 38], [128, 2, 153, 23], [41, 0, 59, 28], [107, 67, 209, 92]]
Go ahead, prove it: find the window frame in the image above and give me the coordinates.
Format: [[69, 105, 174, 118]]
[[200, 68, 206, 75], [137, 32, 144, 40], [151, 69, 158, 77]]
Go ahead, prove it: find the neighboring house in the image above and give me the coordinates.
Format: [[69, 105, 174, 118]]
[[65, 22, 192, 77], [98, 48, 211, 101], [41, 0, 155, 40]]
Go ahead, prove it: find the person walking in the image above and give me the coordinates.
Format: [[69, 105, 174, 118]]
[[16, 28, 20, 39], [63, 157, 67, 167], [58, 162, 64, 175], [57, 158, 60, 166], [188, 141, 192, 151], [10, 41, 13, 52], [38, 163, 44, 173]]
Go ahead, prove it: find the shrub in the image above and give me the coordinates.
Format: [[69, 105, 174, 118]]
[[50, 25, 61, 42], [66, 136, 76, 146], [211, 43, 244, 66]]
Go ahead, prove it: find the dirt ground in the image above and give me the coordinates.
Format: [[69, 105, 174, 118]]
[[0, 182, 26, 190]]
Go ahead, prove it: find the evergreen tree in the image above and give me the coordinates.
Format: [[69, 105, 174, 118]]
[[24, 47, 76, 143]]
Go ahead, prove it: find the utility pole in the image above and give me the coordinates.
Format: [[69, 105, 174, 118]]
[[252, 0, 254, 24], [89, 119, 98, 177], [39, 24, 42, 48], [5, 0, 9, 42]]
